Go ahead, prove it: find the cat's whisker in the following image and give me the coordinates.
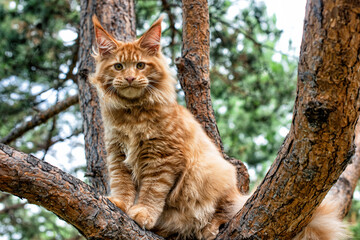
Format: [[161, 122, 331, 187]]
[[147, 77, 165, 86], [102, 81, 112, 86], [148, 79, 159, 84], [146, 84, 168, 104], [104, 86, 117, 97], [145, 84, 158, 94]]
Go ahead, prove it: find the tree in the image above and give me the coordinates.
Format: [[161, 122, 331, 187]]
[[1, 0, 360, 239]]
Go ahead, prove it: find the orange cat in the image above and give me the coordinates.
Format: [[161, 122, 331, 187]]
[[90, 15, 348, 240]]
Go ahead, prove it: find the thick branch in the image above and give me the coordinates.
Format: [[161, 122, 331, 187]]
[[0, 143, 163, 240], [217, 0, 360, 239], [77, 0, 136, 195], [0, 94, 79, 144], [176, 0, 220, 151], [177, 0, 249, 194]]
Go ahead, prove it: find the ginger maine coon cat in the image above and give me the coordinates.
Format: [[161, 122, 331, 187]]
[[90, 15, 348, 240]]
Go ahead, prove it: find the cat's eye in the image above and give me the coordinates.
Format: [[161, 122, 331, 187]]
[[114, 63, 123, 71], [136, 62, 146, 70]]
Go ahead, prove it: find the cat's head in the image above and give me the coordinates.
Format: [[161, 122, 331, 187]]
[[90, 15, 176, 108]]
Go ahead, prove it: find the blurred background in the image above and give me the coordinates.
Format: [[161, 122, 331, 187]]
[[0, 0, 359, 239]]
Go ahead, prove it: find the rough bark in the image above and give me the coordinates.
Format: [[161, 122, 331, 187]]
[[0, 143, 163, 240], [77, 0, 136, 195], [177, 0, 249, 194], [0, 94, 79, 144], [176, 0, 220, 154], [217, 0, 360, 239], [329, 121, 360, 218]]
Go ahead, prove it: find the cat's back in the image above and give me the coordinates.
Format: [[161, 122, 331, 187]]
[[167, 104, 238, 199]]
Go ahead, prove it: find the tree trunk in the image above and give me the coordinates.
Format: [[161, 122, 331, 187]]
[[176, 0, 249, 194], [217, 0, 360, 239], [77, 0, 136, 195]]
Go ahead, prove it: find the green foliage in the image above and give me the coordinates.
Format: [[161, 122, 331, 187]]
[[0, 0, 81, 152], [209, 1, 297, 172], [0, 193, 83, 240]]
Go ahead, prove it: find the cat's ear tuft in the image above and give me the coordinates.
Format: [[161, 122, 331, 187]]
[[138, 16, 163, 55], [92, 15, 118, 56]]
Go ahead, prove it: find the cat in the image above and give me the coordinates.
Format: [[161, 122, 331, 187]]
[[90, 15, 348, 240]]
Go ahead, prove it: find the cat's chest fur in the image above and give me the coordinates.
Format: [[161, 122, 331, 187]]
[[103, 105, 169, 168]]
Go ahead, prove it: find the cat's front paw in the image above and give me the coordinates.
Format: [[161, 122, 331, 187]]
[[201, 229, 218, 240], [106, 196, 129, 213], [201, 224, 220, 240], [128, 204, 156, 229]]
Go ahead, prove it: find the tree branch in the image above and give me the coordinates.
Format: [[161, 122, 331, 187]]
[[0, 203, 27, 215], [0, 193, 10, 202], [177, 0, 249, 194], [211, 16, 296, 60], [42, 112, 58, 160], [0, 94, 79, 144], [36, 128, 83, 151], [160, 0, 177, 62], [217, 0, 360, 238], [65, 37, 79, 82], [0, 143, 163, 240]]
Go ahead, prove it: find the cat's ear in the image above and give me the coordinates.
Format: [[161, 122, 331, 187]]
[[92, 15, 118, 56], [138, 16, 163, 55]]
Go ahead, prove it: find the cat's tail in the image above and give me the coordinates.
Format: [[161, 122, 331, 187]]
[[230, 193, 349, 240], [294, 196, 350, 240]]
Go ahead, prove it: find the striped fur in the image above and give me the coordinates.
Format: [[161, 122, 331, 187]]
[[90, 16, 348, 240]]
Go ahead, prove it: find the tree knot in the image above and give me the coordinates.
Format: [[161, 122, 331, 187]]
[[79, 68, 90, 79], [304, 101, 334, 129]]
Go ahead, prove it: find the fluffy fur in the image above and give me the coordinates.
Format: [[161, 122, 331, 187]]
[[90, 15, 348, 240], [294, 196, 349, 240]]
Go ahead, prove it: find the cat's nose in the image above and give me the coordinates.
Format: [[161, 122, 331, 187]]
[[125, 76, 135, 84]]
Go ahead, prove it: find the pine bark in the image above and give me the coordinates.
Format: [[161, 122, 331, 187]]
[[217, 0, 360, 238], [0, 143, 163, 240], [77, 0, 136, 195], [176, 0, 249, 194]]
